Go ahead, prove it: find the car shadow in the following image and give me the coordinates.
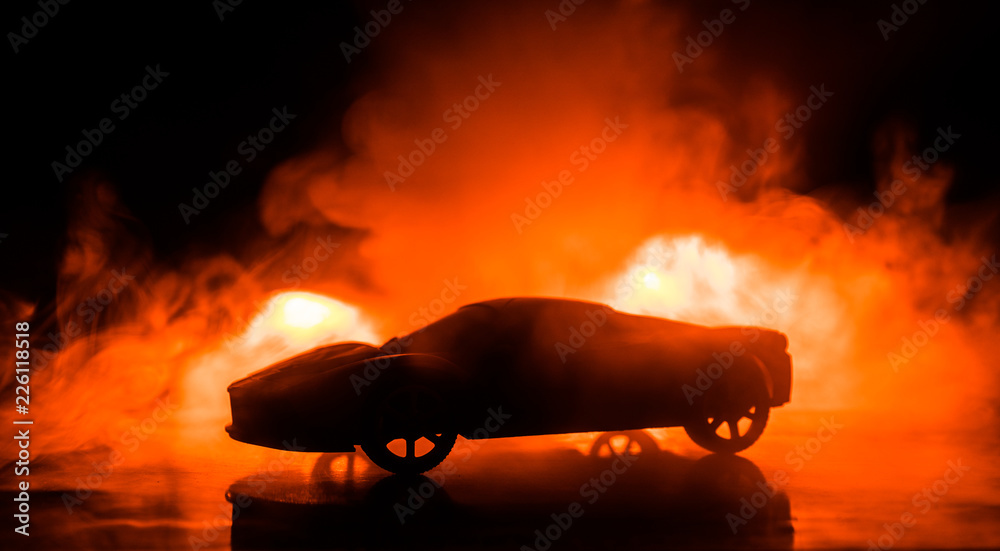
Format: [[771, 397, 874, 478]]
[[227, 431, 793, 549]]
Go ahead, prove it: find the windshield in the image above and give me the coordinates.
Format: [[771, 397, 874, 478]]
[[385, 302, 501, 356]]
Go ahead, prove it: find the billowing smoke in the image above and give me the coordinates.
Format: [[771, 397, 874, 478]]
[[2, 0, 997, 462], [257, 0, 999, 423]]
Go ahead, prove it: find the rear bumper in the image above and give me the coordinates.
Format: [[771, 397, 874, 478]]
[[769, 353, 792, 407]]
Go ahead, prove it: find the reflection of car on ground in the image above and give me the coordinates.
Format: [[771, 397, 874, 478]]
[[227, 430, 794, 550], [226, 297, 793, 474]]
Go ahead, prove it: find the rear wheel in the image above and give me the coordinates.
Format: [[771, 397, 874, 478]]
[[360, 384, 457, 475], [684, 370, 770, 454]]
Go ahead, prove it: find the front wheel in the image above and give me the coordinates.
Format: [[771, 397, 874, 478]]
[[589, 430, 660, 459], [684, 370, 770, 454], [360, 384, 457, 475]]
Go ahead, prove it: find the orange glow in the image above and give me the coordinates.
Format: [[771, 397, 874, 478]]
[[606, 236, 743, 323], [178, 291, 378, 433], [243, 291, 376, 345], [641, 271, 660, 290], [282, 296, 332, 328], [3, 1, 996, 470], [592, 234, 858, 409]]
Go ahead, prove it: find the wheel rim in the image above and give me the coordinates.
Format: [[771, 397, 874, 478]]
[[589, 430, 659, 458], [685, 374, 769, 453], [361, 385, 456, 474]]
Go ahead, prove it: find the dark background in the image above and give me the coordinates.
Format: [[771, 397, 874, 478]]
[[4, 0, 998, 305]]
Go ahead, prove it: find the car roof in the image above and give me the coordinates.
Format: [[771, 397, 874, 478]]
[[462, 296, 613, 313]]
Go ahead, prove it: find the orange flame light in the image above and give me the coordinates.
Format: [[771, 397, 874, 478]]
[[179, 291, 376, 431], [242, 291, 377, 346]]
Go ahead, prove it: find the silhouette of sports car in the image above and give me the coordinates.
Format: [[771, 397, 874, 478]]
[[226, 297, 792, 474]]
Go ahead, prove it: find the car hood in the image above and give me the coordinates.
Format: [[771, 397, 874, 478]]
[[228, 342, 381, 392]]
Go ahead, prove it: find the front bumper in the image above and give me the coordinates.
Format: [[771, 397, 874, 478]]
[[225, 421, 357, 453]]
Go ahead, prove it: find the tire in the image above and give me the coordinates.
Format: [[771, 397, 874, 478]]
[[684, 368, 770, 454], [359, 383, 457, 475]]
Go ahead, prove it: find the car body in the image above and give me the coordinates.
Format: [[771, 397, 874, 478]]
[[226, 297, 792, 474]]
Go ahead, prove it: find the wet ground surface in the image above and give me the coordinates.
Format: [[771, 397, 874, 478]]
[[4, 410, 999, 550]]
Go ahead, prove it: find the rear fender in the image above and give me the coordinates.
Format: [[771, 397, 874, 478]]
[[746, 331, 792, 407], [745, 355, 775, 403]]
